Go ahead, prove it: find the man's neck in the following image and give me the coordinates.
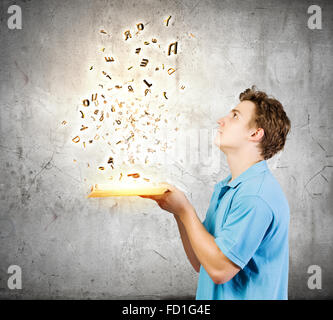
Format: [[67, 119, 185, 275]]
[[226, 151, 263, 183]]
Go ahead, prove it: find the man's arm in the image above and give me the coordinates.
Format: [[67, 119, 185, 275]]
[[174, 215, 201, 273], [179, 206, 241, 284], [140, 185, 240, 284]]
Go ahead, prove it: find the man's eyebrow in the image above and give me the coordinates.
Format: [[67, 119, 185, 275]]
[[231, 108, 242, 115]]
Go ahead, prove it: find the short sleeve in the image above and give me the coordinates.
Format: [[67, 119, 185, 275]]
[[214, 196, 273, 269]]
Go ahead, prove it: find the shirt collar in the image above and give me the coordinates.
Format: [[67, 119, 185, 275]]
[[216, 160, 269, 190]]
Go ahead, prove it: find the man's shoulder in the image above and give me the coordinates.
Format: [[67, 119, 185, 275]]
[[233, 171, 289, 215]]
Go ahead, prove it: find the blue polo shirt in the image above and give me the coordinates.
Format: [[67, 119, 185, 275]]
[[196, 160, 289, 300]]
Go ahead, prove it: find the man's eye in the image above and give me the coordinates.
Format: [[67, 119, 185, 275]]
[[233, 112, 238, 118]]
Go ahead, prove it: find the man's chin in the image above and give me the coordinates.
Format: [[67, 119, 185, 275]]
[[214, 137, 225, 151]]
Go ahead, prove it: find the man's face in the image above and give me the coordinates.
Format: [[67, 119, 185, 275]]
[[214, 100, 257, 152]]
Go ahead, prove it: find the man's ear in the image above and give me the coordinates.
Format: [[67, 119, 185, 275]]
[[250, 128, 264, 142]]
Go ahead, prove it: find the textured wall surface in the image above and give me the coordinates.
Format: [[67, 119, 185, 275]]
[[0, 0, 332, 299]]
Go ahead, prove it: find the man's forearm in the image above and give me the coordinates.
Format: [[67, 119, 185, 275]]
[[174, 215, 201, 272], [179, 206, 227, 282]]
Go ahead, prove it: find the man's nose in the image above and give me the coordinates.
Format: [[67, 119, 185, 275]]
[[217, 118, 225, 126]]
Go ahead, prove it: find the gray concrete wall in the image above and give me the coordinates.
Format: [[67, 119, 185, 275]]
[[0, 0, 332, 299]]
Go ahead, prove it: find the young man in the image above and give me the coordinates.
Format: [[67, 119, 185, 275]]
[[141, 86, 291, 300]]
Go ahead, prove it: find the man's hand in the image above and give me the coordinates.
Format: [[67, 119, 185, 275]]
[[141, 183, 241, 283], [140, 183, 193, 217]]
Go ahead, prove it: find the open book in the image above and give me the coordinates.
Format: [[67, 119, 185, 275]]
[[87, 183, 169, 197]]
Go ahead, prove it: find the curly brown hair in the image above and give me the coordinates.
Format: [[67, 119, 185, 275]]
[[239, 86, 291, 160]]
